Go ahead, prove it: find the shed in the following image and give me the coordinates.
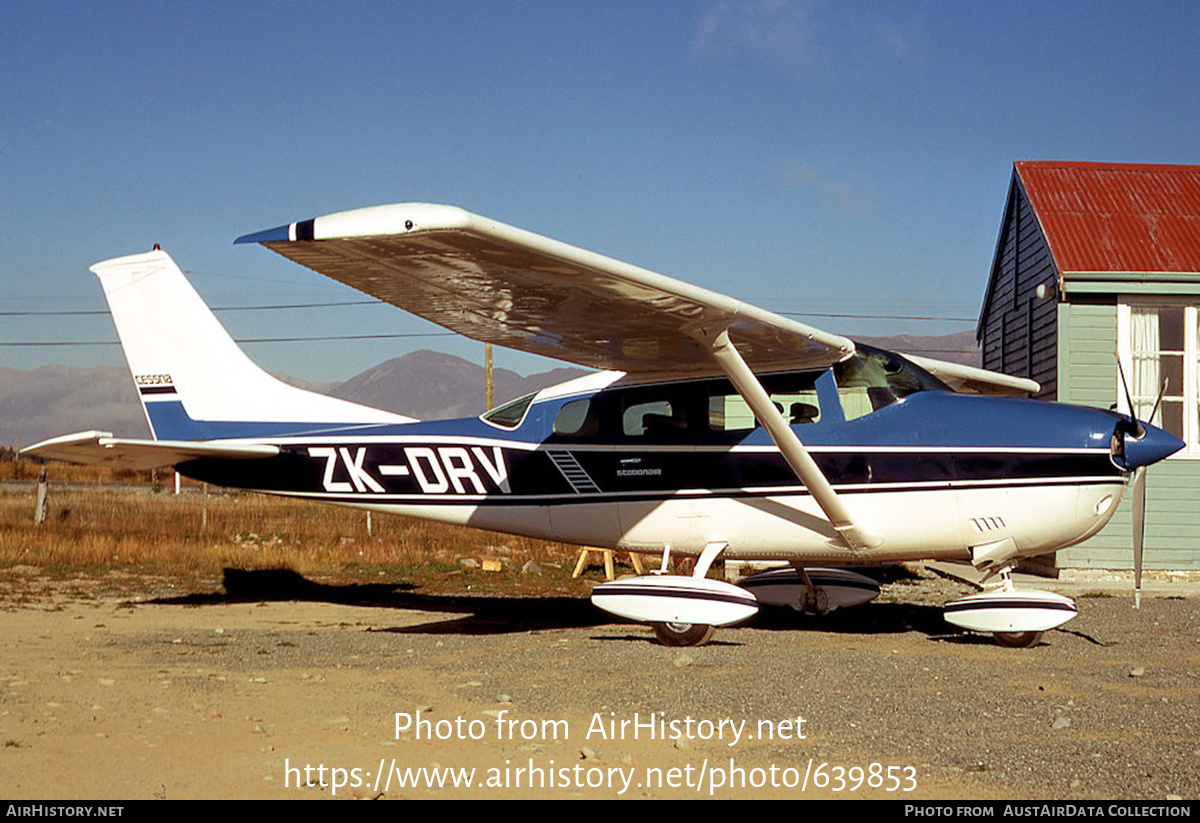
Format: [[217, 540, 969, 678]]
[[977, 161, 1200, 570]]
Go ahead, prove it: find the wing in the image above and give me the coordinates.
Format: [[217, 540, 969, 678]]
[[236, 204, 854, 376], [21, 431, 279, 471]]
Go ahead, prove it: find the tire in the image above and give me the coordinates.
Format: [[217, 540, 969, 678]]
[[652, 622, 715, 647], [994, 631, 1043, 648], [801, 588, 831, 616]]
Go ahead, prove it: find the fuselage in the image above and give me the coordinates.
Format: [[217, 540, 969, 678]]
[[174, 348, 1143, 569]]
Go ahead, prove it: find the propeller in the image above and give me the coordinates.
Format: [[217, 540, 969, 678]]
[[1114, 359, 1168, 611], [1130, 464, 1146, 609]]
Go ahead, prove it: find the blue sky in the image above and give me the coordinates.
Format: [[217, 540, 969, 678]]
[[3, 1, 1199, 382]]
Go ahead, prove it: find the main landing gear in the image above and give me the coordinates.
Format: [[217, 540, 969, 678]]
[[652, 622, 716, 647], [993, 630, 1044, 648], [738, 566, 882, 615], [590, 542, 755, 647], [643, 565, 884, 646], [591, 542, 889, 646]]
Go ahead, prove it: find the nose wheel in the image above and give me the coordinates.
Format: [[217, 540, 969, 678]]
[[993, 630, 1044, 648]]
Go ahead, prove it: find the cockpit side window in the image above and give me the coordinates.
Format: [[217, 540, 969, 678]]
[[707, 374, 821, 432]]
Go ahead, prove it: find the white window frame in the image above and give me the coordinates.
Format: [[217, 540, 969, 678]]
[[1116, 297, 1199, 458]]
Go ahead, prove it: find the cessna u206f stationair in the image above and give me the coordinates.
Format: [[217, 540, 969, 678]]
[[24, 204, 1183, 647]]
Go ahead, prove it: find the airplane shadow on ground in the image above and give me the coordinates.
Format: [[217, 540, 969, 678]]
[[149, 567, 606, 635], [141, 567, 975, 642]]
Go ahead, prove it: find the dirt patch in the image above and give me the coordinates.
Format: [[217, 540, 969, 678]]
[[1, 567, 1197, 800]]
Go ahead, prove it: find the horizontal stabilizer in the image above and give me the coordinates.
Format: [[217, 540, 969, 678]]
[[903, 354, 1040, 396], [21, 431, 279, 471]]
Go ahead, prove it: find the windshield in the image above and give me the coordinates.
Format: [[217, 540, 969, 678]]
[[834, 344, 949, 420]]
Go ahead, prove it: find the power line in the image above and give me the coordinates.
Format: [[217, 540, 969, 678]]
[[3, 302, 978, 323], [779, 311, 976, 322], [216, 300, 379, 312], [238, 332, 457, 343], [3, 293, 978, 351], [2, 336, 981, 351], [0, 332, 458, 347], [0, 300, 380, 317]]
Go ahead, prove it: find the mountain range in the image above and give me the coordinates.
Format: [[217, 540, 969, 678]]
[[1, 331, 979, 447]]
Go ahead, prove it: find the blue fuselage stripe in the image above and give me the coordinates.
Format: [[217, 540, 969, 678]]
[[154, 388, 1131, 504]]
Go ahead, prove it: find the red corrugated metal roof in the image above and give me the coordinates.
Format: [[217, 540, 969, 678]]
[[1016, 161, 1200, 273]]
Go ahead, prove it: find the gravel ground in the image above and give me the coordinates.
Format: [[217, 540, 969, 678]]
[[1, 565, 1197, 800]]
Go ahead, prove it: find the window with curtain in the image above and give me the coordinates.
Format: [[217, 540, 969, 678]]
[[1124, 303, 1194, 453]]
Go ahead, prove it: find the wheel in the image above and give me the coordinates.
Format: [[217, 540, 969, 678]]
[[994, 631, 1043, 648], [801, 588, 831, 616], [652, 622, 715, 647]]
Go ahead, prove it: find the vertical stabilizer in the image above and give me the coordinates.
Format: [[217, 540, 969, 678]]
[[91, 249, 414, 440]]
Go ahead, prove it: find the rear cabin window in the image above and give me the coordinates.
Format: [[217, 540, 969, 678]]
[[623, 399, 684, 439], [553, 398, 597, 436], [482, 393, 535, 428]]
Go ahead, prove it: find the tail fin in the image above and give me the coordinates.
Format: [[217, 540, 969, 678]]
[[92, 249, 414, 441]]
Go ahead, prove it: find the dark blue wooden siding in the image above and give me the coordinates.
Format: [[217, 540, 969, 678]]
[[978, 175, 1060, 399]]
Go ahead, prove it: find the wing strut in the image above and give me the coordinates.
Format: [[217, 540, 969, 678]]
[[702, 330, 883, 551]]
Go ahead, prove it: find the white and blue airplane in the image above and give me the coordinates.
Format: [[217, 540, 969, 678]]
[[23, 204, 1183, 647]]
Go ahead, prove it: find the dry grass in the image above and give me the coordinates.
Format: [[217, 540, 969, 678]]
[[0, 457, 604, 595], [2, 449, 164, 485]]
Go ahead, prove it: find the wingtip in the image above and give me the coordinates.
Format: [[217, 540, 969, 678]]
[[234, 223, 292, 245]]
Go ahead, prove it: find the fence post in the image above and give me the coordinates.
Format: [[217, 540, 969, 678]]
[[34, 468, 48, 525]]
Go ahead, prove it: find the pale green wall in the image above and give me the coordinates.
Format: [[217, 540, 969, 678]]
[[1055, 302, 1116, 408], [1055, 302, 1200, 569]]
